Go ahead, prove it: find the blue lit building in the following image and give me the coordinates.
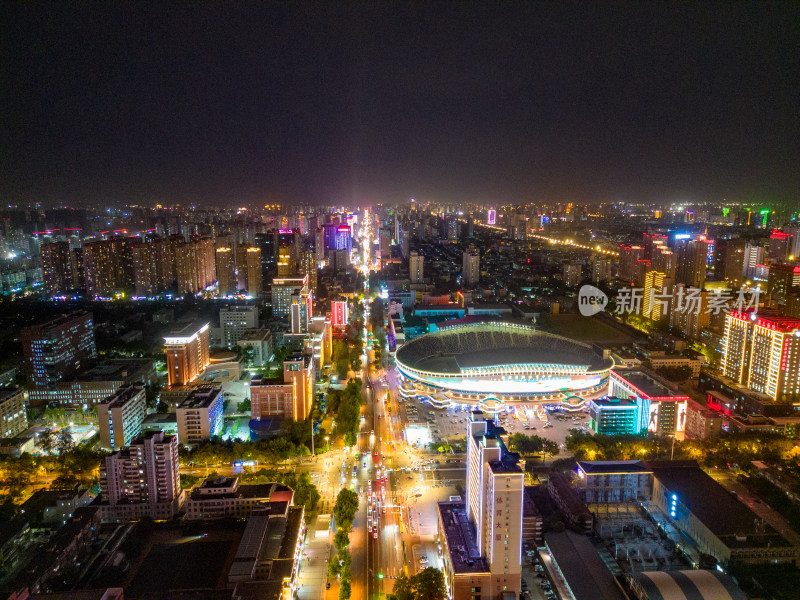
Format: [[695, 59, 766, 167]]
[[176, 387, 224, 447], [588, 396, 649, 435]]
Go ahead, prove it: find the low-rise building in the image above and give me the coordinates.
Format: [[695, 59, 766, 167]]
[[436, 501, 493, 600], [547, 472, 593, 533], [185, 476, 293, 520], [96, 384, 147, 450], [160, 381, 222, 411], [575, 460, 653, 503], [522, 487, 544, 545], [237, 329, 274, 367], [250, 355, 314, 421], [541, 531, 626, 600], [176, 386, 224, 447], [685, 398, 723, 439], [588, 396, 647, 435], [648, 460, 798, 567]]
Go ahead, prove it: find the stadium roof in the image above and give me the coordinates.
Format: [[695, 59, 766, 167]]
[[627, 570, 746, 600]]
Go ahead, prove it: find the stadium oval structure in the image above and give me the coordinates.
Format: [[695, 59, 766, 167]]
[[395, 321, 613, 405]]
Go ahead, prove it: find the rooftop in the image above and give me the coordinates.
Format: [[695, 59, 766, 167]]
[[627, 569, 746, 600], [647, 461, 793, 548], [178, 386, 223, 410], [75, 358, 155, 382], [437, 502, 490, 574], [612, 368, 683, 399], [544, 530, 625, 600], [577, 460, 652, 475], [100, 384, 144, 408]]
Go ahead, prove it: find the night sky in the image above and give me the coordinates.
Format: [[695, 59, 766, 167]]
[[3, 3, 799, 208]]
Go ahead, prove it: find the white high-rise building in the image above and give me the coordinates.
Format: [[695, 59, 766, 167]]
[[743, 243, 765, 278], [99, 431, 184, 522], [462, 245, 480, 288]]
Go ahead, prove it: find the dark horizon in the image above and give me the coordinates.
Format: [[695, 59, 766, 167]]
[[3, 3, 799, 208]]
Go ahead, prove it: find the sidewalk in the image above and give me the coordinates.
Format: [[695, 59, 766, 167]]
[[296, 533, 332, 600]]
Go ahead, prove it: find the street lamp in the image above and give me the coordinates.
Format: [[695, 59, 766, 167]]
[[324, 436, 330, 452]]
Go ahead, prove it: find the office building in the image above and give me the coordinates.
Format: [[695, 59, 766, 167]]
[[40, 241, 72, 294], [440, 413, 524, 598], [721, 310, 753, 384], [767, 263, 800, 305], [216, 247, 237, 296], [0, 387, 26, 438], [713, 238, 746, 285], [250, 355, 315, 420], [618, 244, 644, 283], [608, 368, 689, 438], [271, 275, 307, 318], [462, 245, 480, 288], [21, 311, 97, 392], [588, 397, 648, 435], [409, 251, 424, 283], [220, 305, 259, 348], [379, 228, 391, 260], [237, 329, 274, 367], [164, 321, 211, 386], [27, 357, 157, 409], [669, 283, 711, 340], [99, 431, 184, 522], [562, 261, 582, 287], [176, 386, 224, 447], [331, 300, 349, 327], [684, 398, 723, 439], [747, 314, 800, 400], [675, 239, 708, 289], [96, 385, 147, 450], [321, 223, 351, 254], [185, 477, 293, 520]]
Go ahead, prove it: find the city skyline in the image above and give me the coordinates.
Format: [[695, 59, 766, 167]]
[[3, 4, 799, 208]]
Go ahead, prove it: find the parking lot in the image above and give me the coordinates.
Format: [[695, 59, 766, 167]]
[[398, 393, 589, 457]]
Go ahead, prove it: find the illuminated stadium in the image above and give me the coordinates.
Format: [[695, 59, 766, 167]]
[[396, 320, 613, 406]]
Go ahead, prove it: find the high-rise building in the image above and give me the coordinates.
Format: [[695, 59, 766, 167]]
[[784, 225, 800, 258], [618, 245, 644, 283], [650, 245, 676, 279], [447, 218, 460, 240], [437, 413, 524, 597], [299, 251, 318, 294], [743, 243, 765, 279], [164, 322, 210, 386], [409, 251, 424, 284], [562, 262, 582, 287], [721, 311, 755, 384], [379, 228, 391, 260], [462, 245, 480, 288], [675, 239, 708, 289], [642, 233, 669, 260], [401, 229, 410, 259], [99, 431, 184, 521], [97, 385, 147, 450], [21, 311, 97, 391], [769, 229, 793, 260], [244, 247, 262, 296], [747, 314, 800, 401], [220, 306, 259, 348], [215, 247, 236, 296], [322, 224, 351, 254], [713, 238, 746, 285], [590, 256, 613, 284], [131, 239, 169, 297], [277, 246, 295, 276], [767, 264, 800, 305], [174, 238, 216, 295], [669, 284, 710, 339], [82, 239, 120, 297], [0, 387, 27, 438], [176, 387, 224, 447], [290, 289, 313, 335], [40, 241, 73, 294], [642, 271, 673, 322], [271, 276, 307, 318]]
